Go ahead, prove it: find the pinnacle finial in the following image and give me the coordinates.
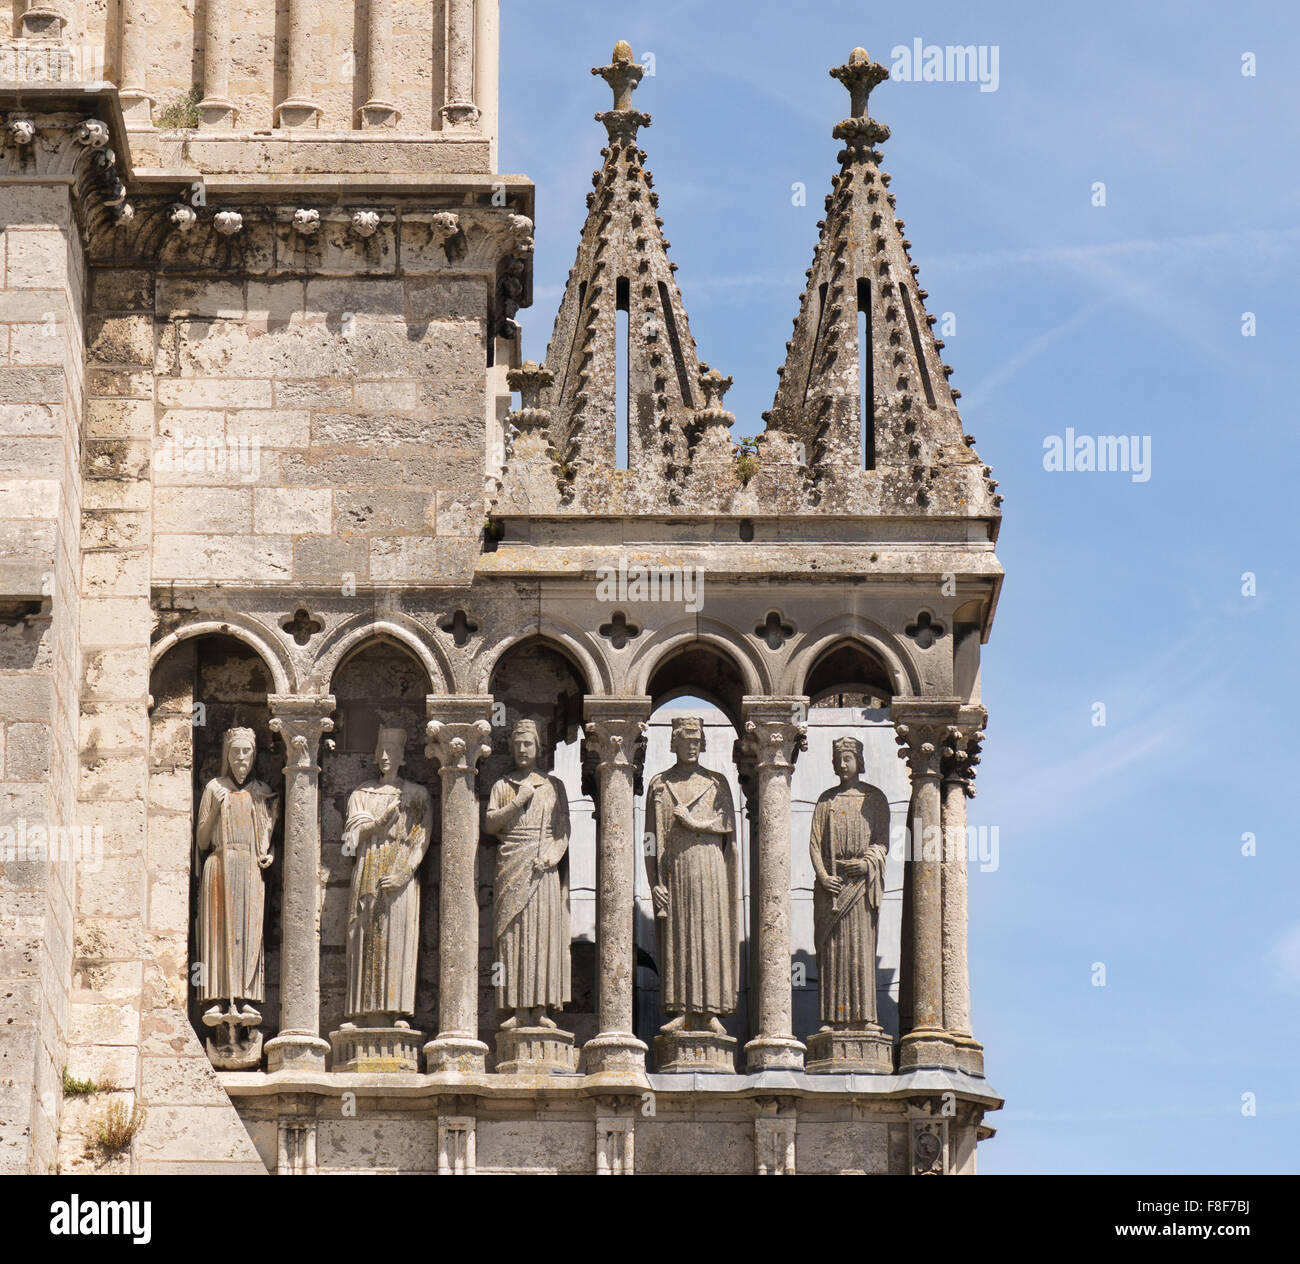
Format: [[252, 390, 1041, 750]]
[[593, 40, 645, 111], [831, 46, 889, 119]]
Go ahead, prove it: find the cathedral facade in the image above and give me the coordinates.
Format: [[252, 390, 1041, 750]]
[[0, 3, 1003, 1174]]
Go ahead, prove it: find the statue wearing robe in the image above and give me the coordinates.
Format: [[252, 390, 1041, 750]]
[[645, 718, 740, 1028], [341, 732, 432, 1024], [809, 746, 890, 1028], [195, 728, 277, 1016], [485, 769, 572, 1017]]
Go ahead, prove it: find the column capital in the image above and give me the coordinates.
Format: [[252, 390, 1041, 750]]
[[582, 696, 650, 769], [740, 695, 808, 772], [940, 705, 986, 797], [892, 699, 963, 781], [268, 693, 335, 771], [424, 696, 493, 773]]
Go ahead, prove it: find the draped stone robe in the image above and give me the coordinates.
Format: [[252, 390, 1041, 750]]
[[646, 766, 739, 1017], [487, 772, 572, 1010], [195, 775, 277, 1004], [809, 779, 891, 1026], [342, 778, 432, 1021]]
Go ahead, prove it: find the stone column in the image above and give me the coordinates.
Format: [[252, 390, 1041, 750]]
[[275, 0, 322, 127], [893, 701, 958, 1071], [740, 697, 807, 1072], [424, 696, 494, 1074], [359, 0, 399, 127], [581, 697, 650, 1075], [941, 708, 985, 1075], [198, 0, 237, 127], [118, 0, 154, 126], [441, 0, 480, 130], [264, 694, 335, 1073]]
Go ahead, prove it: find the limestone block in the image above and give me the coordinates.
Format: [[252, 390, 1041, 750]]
[[86, 369, 153, 398], [316, 1117, 436, 1172], [227, 408, 310, 448], [3, 721, 49, 779], [140, 1056, 235, 1108], [156, 277, 245, 320], [334, 489, 435, 534], [156, 378, 273, 410], [0, 477, 59, 517], [253, 487, 331, 535], [83, 648, 150, 700], [146, 868, 189, 934], [368, 536, 440, 583], [69, 1000, 142, 1048], [71, 959, 144, 1005], [795, 1120, 892, 1174], [293, 534, 369, 582], [154, 487, 253, 535], [86, 315, 155, 367], [85, 398, 154, 441], [0, 402, 61, 435], [635, 1120, 753, 1175], [90, 269, 154, 312], [78, 751, 147, 804], [477, 1118, 594, 1175], [245, 280, 308, 327], [5, 230, 68, 288], [153, 534, 292, 582], [134, 1104, 266, 1164], [0, 367, 64, 405]]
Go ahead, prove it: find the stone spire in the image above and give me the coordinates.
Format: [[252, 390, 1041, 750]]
[[761, 48, 1000, 518], [507, 41, 715, 514]]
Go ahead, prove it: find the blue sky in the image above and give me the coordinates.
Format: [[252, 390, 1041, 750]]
[[500, 1, 1300, 1174]]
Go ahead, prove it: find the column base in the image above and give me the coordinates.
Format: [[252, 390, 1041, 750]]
[[580, 1032, 648, 1075], [743, 1034, 806, 1073], [806, 1026, 894, 1074], [265, 1030, 330, 1074], [330, 1025, 423, 1073], [275, 100, 322, 129], [198, 99, 239, 129], [495, 1025, 579, 1075], [952, 1035, 985, 1076], [360, 101, 401, 129], [119, 90, 154, 127], [654, 1029, 736, 1074], [897, 1028, 959, 1071], [423, 1034, 489, 1075]]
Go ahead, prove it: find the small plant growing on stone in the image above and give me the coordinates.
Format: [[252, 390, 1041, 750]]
[[92, 1098, 145, 1156], [735, 435, 761, 485], [62, 1069, 113, 1097], [157, 85, 203, 130]]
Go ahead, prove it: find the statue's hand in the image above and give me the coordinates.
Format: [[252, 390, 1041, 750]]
[[212, 783, 229, 806], [672, 805, 695, 831], [257, 849, 273, 871], [514, 782, 535, 808], [820, 874, 844, 896], [379, 865, 411, 893], [376, 799, 400, 828], [839, 858, 867, 878], [652, 884, 670, 915]]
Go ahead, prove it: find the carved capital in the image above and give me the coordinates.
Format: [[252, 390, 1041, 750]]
[[893, 701, 963, 781], [940, 706, 986, 797], [268, 694, 336, 773], [740, 696, 808, 774], [424, 696, 494, 774], [582, 697, 651, 773]]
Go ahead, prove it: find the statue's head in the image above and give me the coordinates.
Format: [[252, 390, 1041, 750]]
[[669, 715, 706, 762], [375, 728, 407, 777], [222, 727, 257, 785], [509, 718, 542, 771], [832, 735, 864, 778]]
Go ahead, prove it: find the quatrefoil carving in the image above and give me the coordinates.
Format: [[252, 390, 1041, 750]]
[[599, 610, 642, 650], [755, 610, 794, 651], [281, 605, 323, 646], [437, 608, 479, 647], [904, 610, 945, 650]]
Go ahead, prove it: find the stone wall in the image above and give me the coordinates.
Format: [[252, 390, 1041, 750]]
[[0, 180, 84, 1173]]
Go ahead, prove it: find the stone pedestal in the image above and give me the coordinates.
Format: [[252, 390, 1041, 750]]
[[425, 1036, 489, 1075], [654, 1030, 736, 1073], [495, 1026, 579, 1075], [205, 1012, 263, 1070], [806, 1026, 895, 1074], [954, 1037, 985, 1077], [330, 1026, 423, 1073]]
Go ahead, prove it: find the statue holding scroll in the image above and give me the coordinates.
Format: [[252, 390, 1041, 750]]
[[340, 728, 432, 1027], [644, 715, 739, 1033], [485, 719, 572, 1029]]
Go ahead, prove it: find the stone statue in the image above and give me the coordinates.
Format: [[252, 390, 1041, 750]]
[[644, 715, 739, 1036], [484, 719, 572, 1031], [806, 735, 894, 1072], [195, 727, 278, 1067], [339, 728, 432, 1028]]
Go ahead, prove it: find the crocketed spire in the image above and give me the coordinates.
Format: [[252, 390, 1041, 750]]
[[760, 48, 1000, 518], [495, 42, 720, 514]]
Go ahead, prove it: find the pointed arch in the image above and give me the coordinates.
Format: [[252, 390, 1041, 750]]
[[150, 615, 294, 695], [311, 613, 451, 695], [783, 614, 918, 700]]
